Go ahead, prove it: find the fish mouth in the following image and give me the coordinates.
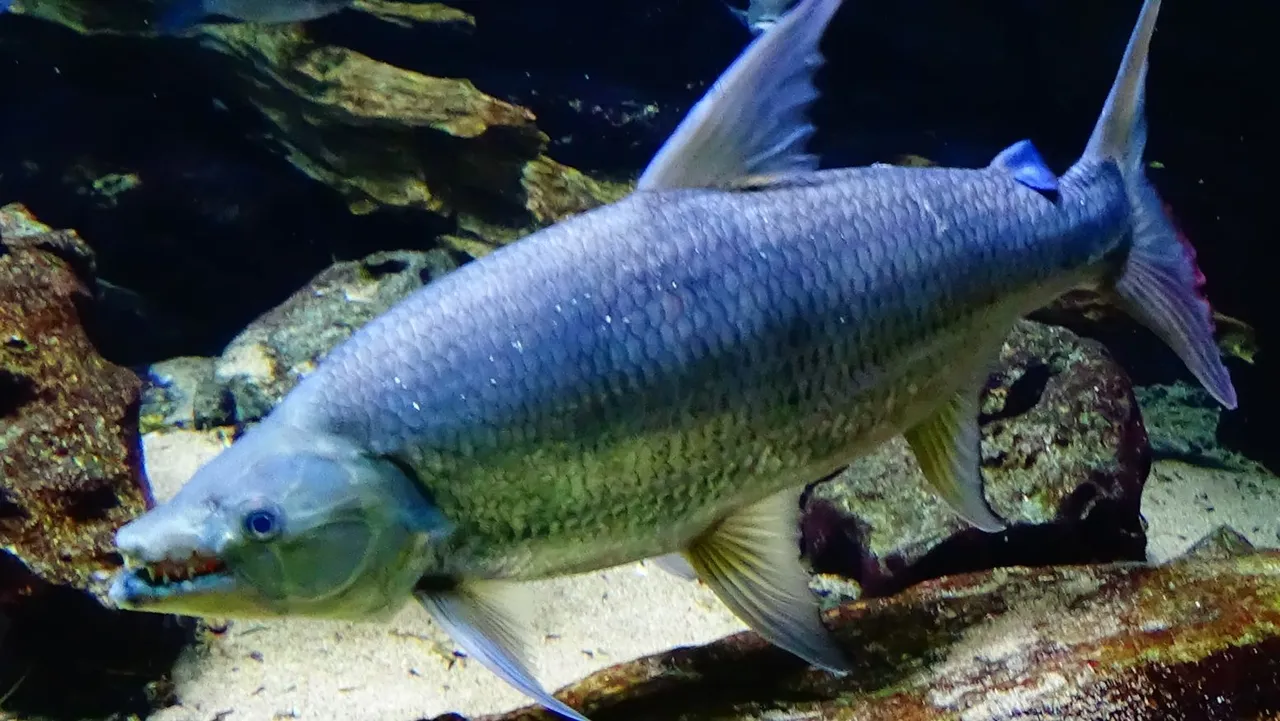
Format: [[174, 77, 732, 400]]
[[138, 552, 227, 585], [110, 551, 234, 608]]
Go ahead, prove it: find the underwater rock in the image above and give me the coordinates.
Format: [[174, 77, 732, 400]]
[[186, 22, 626, 234], [1183, 524, 1258, 561], [138, 356, 234, 433], [7, 1, 627, 239], [0, 204, 194, 718], [0, 202, 147, 596], [1135, 381, 1259, 471], [215, 248, 458, 425], [803, 319, 1149, 598], [451, 542, 1280, 721]]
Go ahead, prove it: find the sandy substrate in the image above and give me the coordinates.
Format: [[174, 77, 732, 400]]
[[1142, 458, 1280, 562], [136, 429, 1280, 721]]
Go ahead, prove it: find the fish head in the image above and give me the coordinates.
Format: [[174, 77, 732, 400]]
[[109, 420, 450, 621], [750, 14, 780, 32]]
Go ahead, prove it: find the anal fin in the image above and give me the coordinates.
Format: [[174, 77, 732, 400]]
[[684, 486, 851, 673], [904, 387, 1007, 533], [651, 553, 698, 581], [415, 579, 590, 721]]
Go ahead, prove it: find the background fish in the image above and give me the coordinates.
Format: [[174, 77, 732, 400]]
[[727, 0, 798, 34], [108, 0, 1233, 719], [157, 0, 352, 34]]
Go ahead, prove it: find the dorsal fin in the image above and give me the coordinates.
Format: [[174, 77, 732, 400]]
[[636, 0, 844, 191]]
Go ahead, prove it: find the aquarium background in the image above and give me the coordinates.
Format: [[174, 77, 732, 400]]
[[0, 1, 1275, 719]]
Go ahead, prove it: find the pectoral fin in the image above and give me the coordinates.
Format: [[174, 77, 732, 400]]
[[414, 580, 590, 721], [903, 389, 1007, 533], [683, 487, 851, 674]]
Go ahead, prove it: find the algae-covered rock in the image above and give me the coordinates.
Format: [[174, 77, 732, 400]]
[[215, 248, 458, 424], [6, 0, 629, 249], [453, 540, 1280, 721], [0, 204, 194, 718], [0, 203, 148, 597], [803, 320, 1149, 598], [138, 356, 234, 433], [1135, 381, 1259, 471], [1183, 524, 1258, 561], [190, 21, 625, 229]]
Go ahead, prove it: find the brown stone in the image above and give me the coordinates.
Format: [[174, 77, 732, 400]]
[[0, 203, 148, 599], [803, 319, 1150, 598], [444, 541, 1280, 721]]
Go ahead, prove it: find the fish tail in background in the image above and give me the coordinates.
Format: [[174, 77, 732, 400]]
[[1080, 0, 1237, 409], [725, 2, 753, 29], [155, 0, 207, 35]]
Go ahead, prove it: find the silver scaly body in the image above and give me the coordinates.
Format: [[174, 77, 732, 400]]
[[281, 160, 1126, 580]]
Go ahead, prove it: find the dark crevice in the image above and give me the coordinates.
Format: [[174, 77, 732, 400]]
[[0, 489, 25, 521], [802, 491, 1146, 600], [0, 551, 195, 719], [362, 258, 410, 278], [981, 362, 1052, 424], [0, 371, 37, 418], [63, 484, 122, 523]]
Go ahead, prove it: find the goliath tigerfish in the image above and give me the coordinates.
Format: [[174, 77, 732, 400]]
[[154, 0, 352, 34], [108, 0, 1234, 718]]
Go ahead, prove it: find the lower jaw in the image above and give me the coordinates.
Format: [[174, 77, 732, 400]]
[[108, 568, 237, 612]]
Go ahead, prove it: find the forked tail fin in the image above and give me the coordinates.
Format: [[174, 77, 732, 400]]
[[1081, 0, 1237, 409]]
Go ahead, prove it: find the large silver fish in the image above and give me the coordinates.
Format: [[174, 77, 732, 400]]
[[108, 0, 1234, 718]]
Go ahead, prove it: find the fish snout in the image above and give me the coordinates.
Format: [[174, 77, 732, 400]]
[[114, 505, 219, 564]]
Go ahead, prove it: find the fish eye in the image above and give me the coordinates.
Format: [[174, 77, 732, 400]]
[[243, 508, 282, 541]]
